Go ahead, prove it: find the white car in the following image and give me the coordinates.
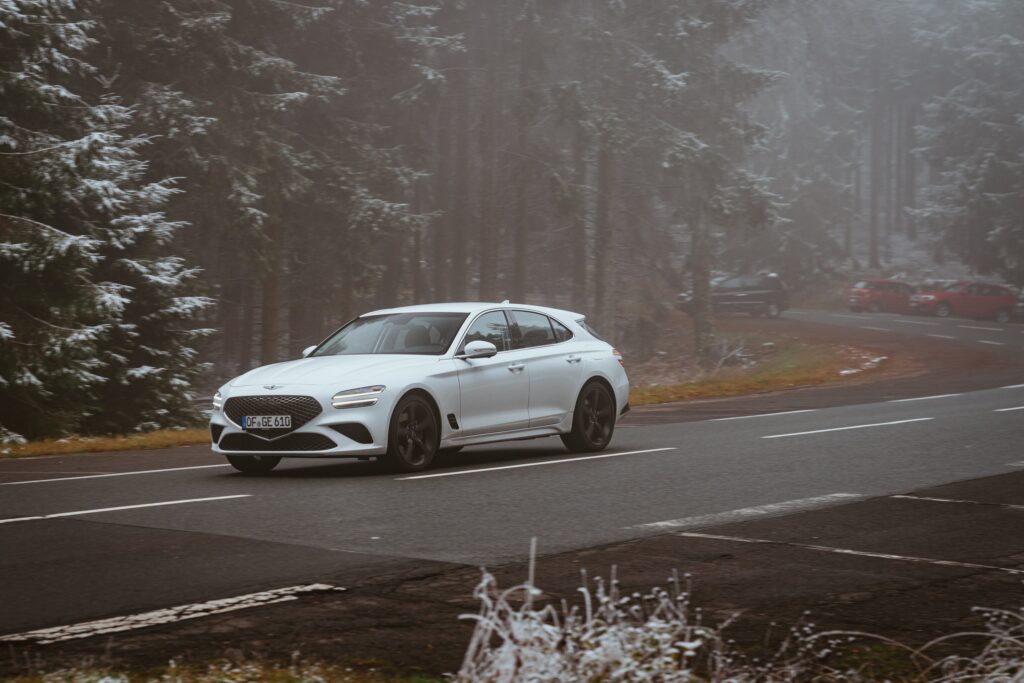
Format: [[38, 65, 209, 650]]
[[210, 302, 630, 473]]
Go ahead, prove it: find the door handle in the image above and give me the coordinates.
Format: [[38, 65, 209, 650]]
[[507, 363, 525, 373], [566, 355, 582, 364]]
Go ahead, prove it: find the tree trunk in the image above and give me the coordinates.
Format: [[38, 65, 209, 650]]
[[571, 124, 588, 311], [868, 91, 882, 269], [691, 204, 714, 366], [260, 254, 281, 365], [239, 285, 253, 372], [450, 69, 471, 300], [594, 143, 612, 324], [432, 95, 452, 300], [510, 27, 531, 303], [904, 104, 917, 239], [476, 2, 500, 301]]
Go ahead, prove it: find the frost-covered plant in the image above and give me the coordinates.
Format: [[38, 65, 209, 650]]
[[455, 560, 1024, 682]]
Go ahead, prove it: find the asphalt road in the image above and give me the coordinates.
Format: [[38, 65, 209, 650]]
[[2, 308, 1022, 640]]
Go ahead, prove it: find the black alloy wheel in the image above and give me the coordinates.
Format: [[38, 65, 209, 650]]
[[382, 394, 439, 472], [868, 302, 881, 313], [562, 381, 615, 453], [936, 302, 951, 318], [995, 309, 1010, 324], [226, 454, 281, 475]]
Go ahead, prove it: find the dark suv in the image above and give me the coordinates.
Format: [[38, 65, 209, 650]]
[[677, 273, 789, 318]]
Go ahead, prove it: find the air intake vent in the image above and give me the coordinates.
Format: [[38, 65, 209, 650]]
[[210, 424, 225, 444], [447, 413, 459, 430], [329, 423, 373, 444], [220, 432, 335, 452]]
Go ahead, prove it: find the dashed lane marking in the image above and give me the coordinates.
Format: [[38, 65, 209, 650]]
[[892, 319, 938, 326], [0, 495, 251, 525], [926, 334, 957, 340], [1003, 384, 1024, 389], [0, 464, 231, 486], [960, 325, 1003, 332], [710, 409, 818, 421], [830, 314, 865, 319], [860, 326, 891, 332], [978, 340, 1006, 346], [397, 447, 677, 480], [762, 417, 933, 440], [995, 406, 1024, 412], [677, 532, 1024, 575], [629, 494, 862, 530], [0, 584, 345, 644], [892, 494, 1024, 511], [888, 393, 961, 403]]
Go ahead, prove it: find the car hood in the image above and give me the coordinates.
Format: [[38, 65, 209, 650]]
[[230, 355, 439, 388]]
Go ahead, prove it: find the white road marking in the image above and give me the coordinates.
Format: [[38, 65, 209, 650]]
[[892, 494, 1024, 511], [0, 495, 250, 525], [978, 340, 1005, 346], [995, 406, 1024, 412], [762, 417, 933, 440], [398, 447, 677, 480], [710, 409, 818, 421], [0, 464, 231, 486], [677, 532, 1024, 575], [892, 319, 938, 326], [1003, 384, 1024, 389], [830, 314, 865, 320], [926, 334, 957, 340], [0, 584, 344, 644], [1008, 462, 1024, 468], [888, 393, 961, 403], [629, 493, 862, 530], [960, 325, 1003, 332], [860, 326, 890, 332]]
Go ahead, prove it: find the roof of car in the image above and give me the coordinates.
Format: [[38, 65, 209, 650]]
[[363, 301, 585, 320]]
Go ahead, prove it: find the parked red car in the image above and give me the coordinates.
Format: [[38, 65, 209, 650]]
[[908, 281, 1016, 322], [847, 279, 915, 313]]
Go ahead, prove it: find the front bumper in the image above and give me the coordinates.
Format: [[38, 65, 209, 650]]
[[210, 395, 389, 458], [908, 300, 936, 314]]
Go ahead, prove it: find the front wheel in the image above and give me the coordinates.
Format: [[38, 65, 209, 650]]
[[380, 393, 439, 473], [561, 381, 616, 453], [868, 302, 881, 313], [995, 309, 1010, 324], [936, 302, 951, 318], [226, 454, 280, 475], [764, 303, 781, 318]]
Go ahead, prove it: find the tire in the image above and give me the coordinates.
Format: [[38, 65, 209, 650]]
[[765, 303, 781, 318], [561, 381, 616, 453], [226, 454, 280, 475], [380, 393, 439, 473], [935, 302, 951, 318], [849, 307, 863, 313], [868, 302, 881, 313], [995, 309, 1010, 324]]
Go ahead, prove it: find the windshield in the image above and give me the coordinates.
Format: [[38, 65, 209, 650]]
[[312, 313, 468, 356]]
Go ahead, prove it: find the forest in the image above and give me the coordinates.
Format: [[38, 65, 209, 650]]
[[2, 0, 1023, 439]]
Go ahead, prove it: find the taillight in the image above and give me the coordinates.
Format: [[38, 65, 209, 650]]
[[613, 348, 624, 367]]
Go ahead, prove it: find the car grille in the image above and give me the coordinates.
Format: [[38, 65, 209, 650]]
[[219, 432, 336, 452], [223, 395, 322, 439]]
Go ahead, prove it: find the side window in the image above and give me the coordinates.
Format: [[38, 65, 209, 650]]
[[510, 311, 556, 349], [550, 317, 573, 342], [462, 311, 511, 352]]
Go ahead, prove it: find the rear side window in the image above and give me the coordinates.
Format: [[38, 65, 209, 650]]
[[576, 318, 606, 342], [510, 311, 556, 348], [551, 318, 573, 342]]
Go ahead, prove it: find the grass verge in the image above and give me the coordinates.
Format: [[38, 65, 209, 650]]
[[1, 428, 209, 460], [630, 338, 887, 406]]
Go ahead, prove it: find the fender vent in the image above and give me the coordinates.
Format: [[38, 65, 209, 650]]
[[447, 413, 459, 429]]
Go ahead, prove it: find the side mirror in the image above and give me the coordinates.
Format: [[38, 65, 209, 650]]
[[302, 345, 317, 358], [457, 340, 498, 360]]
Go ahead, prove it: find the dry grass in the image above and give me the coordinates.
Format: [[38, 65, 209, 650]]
[[629, 340, 885, 406], [1, 428, 209, 459], [4, 661, 444, 682]]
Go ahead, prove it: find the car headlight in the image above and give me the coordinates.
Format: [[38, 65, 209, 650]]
[[212, 391, 223, 411], [332, 385, 385, 409], [916, 295, 935, 301]]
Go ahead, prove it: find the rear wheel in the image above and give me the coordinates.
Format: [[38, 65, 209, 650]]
[[764, 303, 781, 318], [936, 302, 951, 318], [561, 381, 616, 453], [381, 393, 439, 473], [226, 455, 280, 475], [868, 302, 881, 313], [995, 309, 1010, 324]]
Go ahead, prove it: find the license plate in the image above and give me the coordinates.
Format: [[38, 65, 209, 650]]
[[242, 415, 291, 430]]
